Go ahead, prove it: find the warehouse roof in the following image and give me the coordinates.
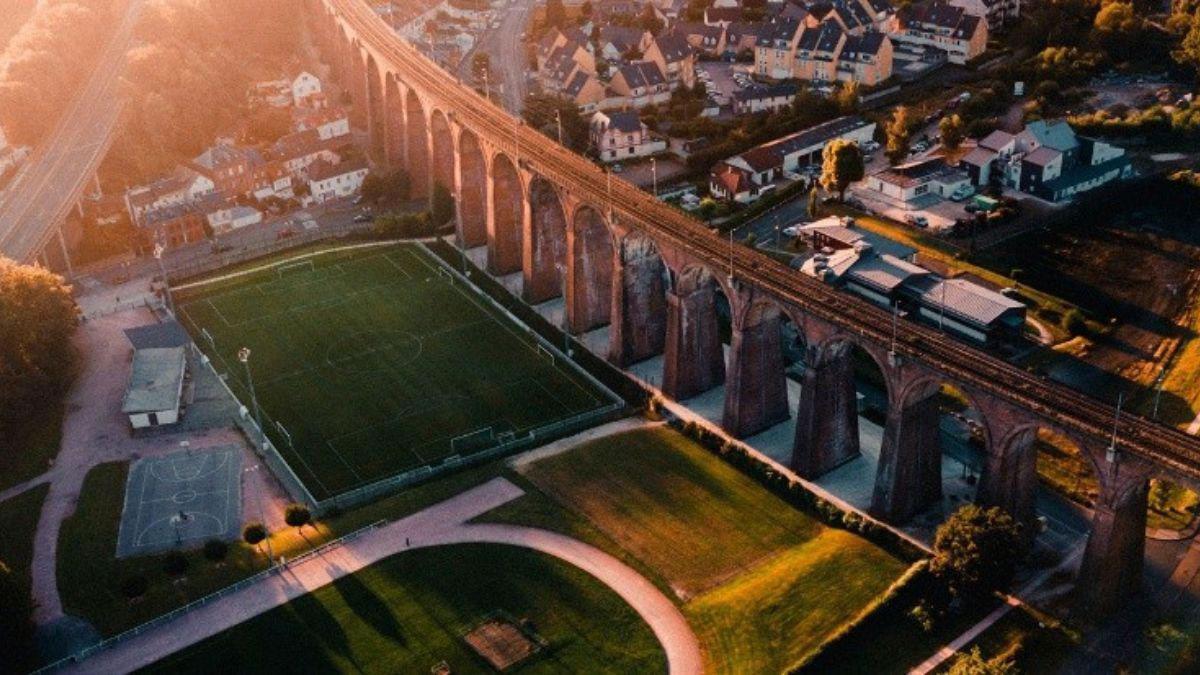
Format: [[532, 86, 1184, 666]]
[[122, 347, 186, 414]]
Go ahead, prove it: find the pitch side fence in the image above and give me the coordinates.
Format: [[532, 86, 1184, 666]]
[[184, 241, 626, 515]]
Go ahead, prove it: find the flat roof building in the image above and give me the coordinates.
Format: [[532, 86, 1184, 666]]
[[122, 346, 187, 429]]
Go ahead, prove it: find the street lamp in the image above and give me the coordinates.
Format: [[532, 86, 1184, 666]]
[[555, 109, 564, 146], [153, 243, 174, 315], [650, 157, 658, 197]]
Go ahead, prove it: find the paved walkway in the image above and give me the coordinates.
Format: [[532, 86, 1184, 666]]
[[29, 309, 244, 626], [62, 477, 702, 674]]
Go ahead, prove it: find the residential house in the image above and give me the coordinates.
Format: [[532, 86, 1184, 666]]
[[596, 25, 644, 60], [755, 19, 805, 79], [863, 156, 971, 203], [609, 61, 672, 107], [889, 1, 986, 66], [135, 202, 207, 251], [669, 22, 727, 56], [270, 129, 345, 179], [643, 33, 697, 88], [292, 106, 351, 140], [125, 166, 216, 225], [732, 82, 799, 114], [291, 72, 323, 107], [946, 0, 1018, 30], [959, 119, 1133, 202], [188, 142, 264, 196], [725, 22, 766, 57], [709, 115, 876, 202], [590, 110, 667, 162], [307, 158, 370, 202], [836, 31, 893, 86], [540, 39, 596, 94], [563, 71, 608, 113], [705, 6, 743, 26]]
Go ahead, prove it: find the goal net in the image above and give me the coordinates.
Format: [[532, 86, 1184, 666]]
[[277, 259, 316, 279]]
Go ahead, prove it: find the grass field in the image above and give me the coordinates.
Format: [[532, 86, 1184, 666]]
[[0, 398, 64, 493], [140, 544, 666, 674], [515, 426, 909, 672], [0, 483, 49, 598], [176, 244, 608, 501]]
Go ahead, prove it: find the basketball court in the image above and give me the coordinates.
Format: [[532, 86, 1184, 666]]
[[116, 445, 243, 558]]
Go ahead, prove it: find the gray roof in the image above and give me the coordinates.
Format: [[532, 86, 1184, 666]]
[[617, 61, 666, 88], [909, 276, 1025, 326], [1022, 119, 1080, 153], [1022, 145, 1061, 167], [798, 217, 917, 259], [960, 146, 997, 167], [798, 21, 844, 55], [124, 321, 190, 350], [846, 252, 929, 292], [605, 110, 644, 133], [122, 347, 186, 414]]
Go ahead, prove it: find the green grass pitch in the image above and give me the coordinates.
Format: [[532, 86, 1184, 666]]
[[176, 244, 608, 501]]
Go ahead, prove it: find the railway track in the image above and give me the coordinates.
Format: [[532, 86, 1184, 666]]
[[325, 0, 1200, 482]]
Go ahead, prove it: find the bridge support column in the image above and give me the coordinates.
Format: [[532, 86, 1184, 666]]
[[792, 348, 859, 479], [1076, 457, 1150, 617], [608, 242, 666, 366], [662, 286, 724, 400], [870, 390, 941, 522], [976, 426, 1038, 526], [722, 312, 788, 438]]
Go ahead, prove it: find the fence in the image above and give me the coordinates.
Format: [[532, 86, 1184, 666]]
[[32, 519, 385, 674]]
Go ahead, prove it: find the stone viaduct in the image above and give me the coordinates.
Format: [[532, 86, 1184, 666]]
[[309, 0, 1200, 616]]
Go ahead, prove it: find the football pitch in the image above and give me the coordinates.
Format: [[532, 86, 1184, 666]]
[[176, 244, 612, 502]]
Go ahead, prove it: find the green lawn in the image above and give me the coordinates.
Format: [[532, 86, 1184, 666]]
[[57, 462, 273, 637], [0, 397, 63, 493], [139, 544, 666, 674], [176, 244, 607, 501], [0, 483, 49, 599], [516, 426, 908, 672]]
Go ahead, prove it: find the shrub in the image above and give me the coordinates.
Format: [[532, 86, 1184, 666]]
[[1062, 308, 1087, 336], [120, 575, 149, 599], [243, 522, 268, 546], [162, 552, 189, 577], [930, 505, 1024, 605], [203, 539, 229, 561], [285, 503, 312, 530]]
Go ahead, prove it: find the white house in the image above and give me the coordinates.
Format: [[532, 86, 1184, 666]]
[[307, 158, 369, 202], [590, 111, 666, 162], [864, 157, 971, 203], [125, 166, 217, 225], [292, 72, 323, 107], [122, 347, 186, 429], [205, 204, 263, 235]]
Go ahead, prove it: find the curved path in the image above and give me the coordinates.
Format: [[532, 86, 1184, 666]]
[[61, 477, 702, 674]]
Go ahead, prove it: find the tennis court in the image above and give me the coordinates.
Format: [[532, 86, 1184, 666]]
[[116, 446, 243, 558], [175, 244, 610, 501]]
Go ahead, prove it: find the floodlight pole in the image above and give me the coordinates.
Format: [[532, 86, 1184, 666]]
[[239, 346, 275, 566], [650, 157, 657, 197]]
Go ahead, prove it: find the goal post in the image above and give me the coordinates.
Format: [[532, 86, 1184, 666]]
[[276, 259, 316, 279], [451, 426, 496, 454], [437, 267, 454, 284], [535, 343, 556, 365]]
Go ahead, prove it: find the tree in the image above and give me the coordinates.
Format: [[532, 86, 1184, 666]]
[[243, 522, 268, 546], [807, 186, 820, 220], [1174, 10, 1200, 78], [203, 539, 229, 561], [833, 81, 860, 115], [522, 92, 589, 151], [948, 647, 1017, 675], [284, 503, 312, 531], [639, 3, 664, 32], [930, 505, 1024, 604], [939, 114, 965, 151], [0, 562, 36, 671], [0, 259, 77, 432], [885, 106, 913, 165], [820, 139, 865, 202], [432, 182, 456, 226], [360, 169, 411, 206], [545, 0, 566, 28]]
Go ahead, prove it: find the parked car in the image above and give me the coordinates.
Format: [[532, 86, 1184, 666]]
[[846, 197, 866, 210], [352, 213, 372, 223], [949, 185, 974, 202], [783, 224, 802, 237], [905, 214, 929, 228]]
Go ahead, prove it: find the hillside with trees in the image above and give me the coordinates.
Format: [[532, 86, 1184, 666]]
[[100, 0, 305, 186]]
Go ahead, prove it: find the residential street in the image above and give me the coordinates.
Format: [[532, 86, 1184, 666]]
[[464, 0, 537, 113]]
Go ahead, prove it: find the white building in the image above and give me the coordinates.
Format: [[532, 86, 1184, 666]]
[[590, 111, 666, 162], [292, 72, 323, 107], [122, 347, 186, 429], [307, 158, 369, 202], [864, 157, 971, 204], [125, 167, 216, 225], [205, 204, 263, 235]]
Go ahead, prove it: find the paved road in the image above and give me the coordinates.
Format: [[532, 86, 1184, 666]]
[[0, 0, 143, 263], [62, 477, 702, 674], [466, 0, 536, 113]]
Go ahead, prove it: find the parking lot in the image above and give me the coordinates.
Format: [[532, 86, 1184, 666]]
[[696, 62, 755, 106]]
